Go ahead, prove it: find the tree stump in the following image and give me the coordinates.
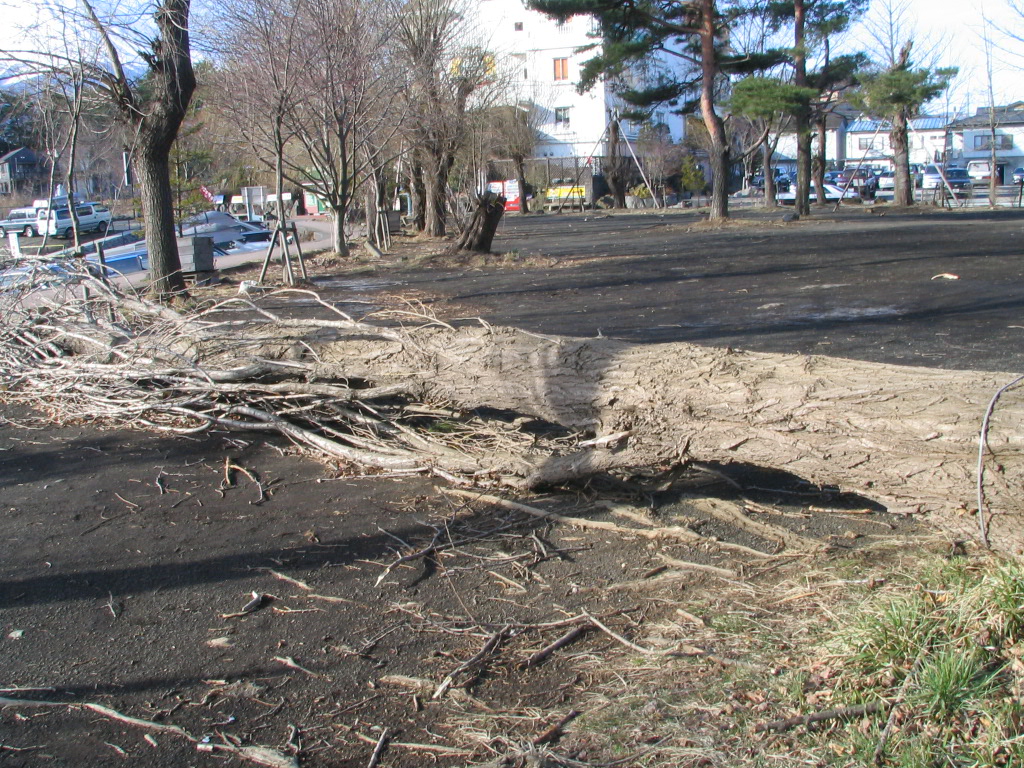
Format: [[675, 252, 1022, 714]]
[[452, 191, 506, 253]]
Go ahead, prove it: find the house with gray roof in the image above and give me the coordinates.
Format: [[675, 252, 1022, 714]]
[[844, 115, 952, 171], [0, 147, 47, 197], [947, 103, 1024, 184]]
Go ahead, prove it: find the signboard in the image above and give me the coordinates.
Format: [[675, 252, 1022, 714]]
[[488, 180, 522, 212]]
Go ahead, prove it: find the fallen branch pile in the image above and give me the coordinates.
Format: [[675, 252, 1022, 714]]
[[2, 267, 1022, 551]]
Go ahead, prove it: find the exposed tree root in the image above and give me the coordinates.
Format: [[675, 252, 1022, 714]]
[[2, 269, 1022, 552]]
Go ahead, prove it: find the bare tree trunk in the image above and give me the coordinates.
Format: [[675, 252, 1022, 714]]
[[514, 156, 530, 214], [409, 159, 426, 232], [762, 141, 777, 208], [452, 192, 505, 252], [793, 0, 811, 217], [604, 120, 629, 209], [425, 148, 454, 238], [891, 112, 913, 207], [329, 204, 350, 257], [135, 146, 186, 295], [813, 116, 828, 205], [989, 121, 999, 208]]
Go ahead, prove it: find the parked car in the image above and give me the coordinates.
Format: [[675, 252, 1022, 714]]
[[177, 210, 273, 254], [835, 168, 878, 195], [922, 165, 973, 195], [966, 160, 994, 182], [777, 184, 860, 205], [1012, 167, 1024, 184], [751, 170, 791, 192], [36, 203, 112, 239], [0, 207, 41, 237], [876, 170, 896, 191]]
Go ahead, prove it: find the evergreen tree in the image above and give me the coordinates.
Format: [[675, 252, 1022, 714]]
[[528, 0, 784, 220], [855, 42, 955, 206], [766, 1, 868, 213]]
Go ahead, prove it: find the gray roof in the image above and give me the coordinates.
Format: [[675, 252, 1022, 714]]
[[0, 146, 41, 164], [950, 102, 1024, 128], [847, 115, 949, 133]]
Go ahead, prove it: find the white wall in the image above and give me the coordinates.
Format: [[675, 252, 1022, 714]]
[[472, 0, 685, 158]]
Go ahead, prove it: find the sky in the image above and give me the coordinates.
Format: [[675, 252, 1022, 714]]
[[0, 0, 1020, 114], [846, 0, 1023, 116]]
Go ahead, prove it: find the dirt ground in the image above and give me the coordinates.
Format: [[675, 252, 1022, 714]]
[[2, 205, 1022, 767]]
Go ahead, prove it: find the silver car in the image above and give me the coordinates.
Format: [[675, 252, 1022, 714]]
[[0, 207, 40, 237]]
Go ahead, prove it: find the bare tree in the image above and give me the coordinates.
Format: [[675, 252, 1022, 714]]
[[981, 11, 1001, 208], [486, 102, 541, 215], [393, 0, 495, 237], [79, 0, 195, 294], [208, 0, 403, 258], [637, 123, 684, 202], [205, 0, 307, 275], [3, 0, 197, 293], [28, 76, 78, 248]]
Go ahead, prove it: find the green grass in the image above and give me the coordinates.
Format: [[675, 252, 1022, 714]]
[[799, 556, 1024, 767]]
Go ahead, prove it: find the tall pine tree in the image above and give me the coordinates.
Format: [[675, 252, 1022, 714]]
[[528, 0, 783, 220]]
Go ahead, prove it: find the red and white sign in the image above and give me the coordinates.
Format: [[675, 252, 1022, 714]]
[[200, 185, 215, 203], [488, 179, 521, 211]]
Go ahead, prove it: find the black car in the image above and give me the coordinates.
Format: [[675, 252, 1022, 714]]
[[940, 168, 974, 195], [751, 173, 791, 192]]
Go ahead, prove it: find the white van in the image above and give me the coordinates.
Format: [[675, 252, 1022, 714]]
[[966, 160, 994, 183], [0, 207, 40, 237], [36, 203, 112, 238]]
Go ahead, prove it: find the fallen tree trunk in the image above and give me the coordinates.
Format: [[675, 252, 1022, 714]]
[[311, 325, 1023, 547], [2, 274, 1022, 552]]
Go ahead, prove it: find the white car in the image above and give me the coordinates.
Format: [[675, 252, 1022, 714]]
[[36, 203, 112, 239], [777, 184, 860, 205]]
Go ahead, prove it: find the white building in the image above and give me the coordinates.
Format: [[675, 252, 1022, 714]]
[[947, 103, 1024, 184], [844, 116, 950, 170], [472, 0, 686, 159]]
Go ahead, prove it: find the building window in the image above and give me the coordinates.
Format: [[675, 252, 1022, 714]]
[[974, 134, 1014, 150], [553, 58, 569, 81], [514, 21, 523, 31], [555, 107, 570, 127], [858, 137, 874, 151]]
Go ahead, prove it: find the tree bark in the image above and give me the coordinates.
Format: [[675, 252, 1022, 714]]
[[813, 116, 828, 205], [409, 158, 426, 232], [135, 146, 186, 295], [699, 0, 729, 221], [127, 0, 196, 295], [452, 192, 505, 252], [793, 0, 811, 217], [891, 111, 913, 207], [329, 204, 350, 257], [514, 156, 530, 214], [425, 151, 453, 237], [605, 120, 628, 209], [762, 141, 777, 208]]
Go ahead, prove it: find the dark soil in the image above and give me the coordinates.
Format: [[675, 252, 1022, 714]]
[[2, 206, 1021, 767]]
